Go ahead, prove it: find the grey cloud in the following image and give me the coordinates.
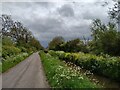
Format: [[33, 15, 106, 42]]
[[81, 3, 109, 24], [70, 26, 90, 34], [2, 1, 114, 47], [58, 4, 74, 17], [25, 17, 65, 33], [33, 2, 54, 8], [83, 10, 108, 21]]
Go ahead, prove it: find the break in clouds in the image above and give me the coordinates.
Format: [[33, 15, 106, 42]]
[[1, 0, 114, 47]]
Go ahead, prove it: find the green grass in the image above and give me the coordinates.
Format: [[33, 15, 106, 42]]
[[0, 62, 2, 73], [1, 53, 29, 73], [49, 50, 120, 81], [39, 51, 101, 88]]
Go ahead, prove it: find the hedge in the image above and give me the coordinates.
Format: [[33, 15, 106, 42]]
[[2, 46, 21, 59], [48, 50, 120, 81]]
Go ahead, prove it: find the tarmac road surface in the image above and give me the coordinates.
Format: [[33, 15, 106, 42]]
[[2, 52, 49, 88]]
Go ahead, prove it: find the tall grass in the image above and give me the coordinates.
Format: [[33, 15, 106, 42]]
[[2, 53, 29, 73], [39, 51, 100, 88], [49, 50, 120, 81]]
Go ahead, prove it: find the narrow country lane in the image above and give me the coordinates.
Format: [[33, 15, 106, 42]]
[[2, 52, 50, 88]]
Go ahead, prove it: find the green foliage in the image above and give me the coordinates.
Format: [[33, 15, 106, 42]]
[[18, 46, 27, 52], [1, 14, 43, 73], [0, 38, 2, 57], [49, 37, 88, 53], [2, 46, 21, 59], [29, 37, 44, 50], [1, 14, 44, 53], [39, 51, 99, 88], [108, 1, 120, 23], [2, 36, 21, 59], [49, 50, 120, 81], [2, 53, 29, 73], [1, 14, 44, 68], [91, 19, 120, 56], [0, 62, 2, 73], [62, 38, 88, 53], [2, 36, 14, 46], [48, 36, 64, 50]]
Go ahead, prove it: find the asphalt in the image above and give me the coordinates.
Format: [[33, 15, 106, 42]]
[[2, 52, 50, 88]]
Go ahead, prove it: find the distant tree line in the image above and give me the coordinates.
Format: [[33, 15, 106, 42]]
[[48, 36, 89, 53], [48, 1, 120, 56]]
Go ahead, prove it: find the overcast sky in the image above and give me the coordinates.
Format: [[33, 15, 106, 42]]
[[1, 0, 114, 47]]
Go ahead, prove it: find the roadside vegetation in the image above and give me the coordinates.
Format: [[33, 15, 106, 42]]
[[48, 1, 120, 56], [1, 1, 120, 88], [41, 1, 120, 88], [1, 15, 43, 73], [39, 51, 101, 88], [49, 50, 120, 82], [2, 53, 29, 73]]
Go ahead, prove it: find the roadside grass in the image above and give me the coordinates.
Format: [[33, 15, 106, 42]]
[[49, 50, 120, 82], [39, 51, 101, 88], [1, 53, 29, 73], [0, 62, 2, 73]]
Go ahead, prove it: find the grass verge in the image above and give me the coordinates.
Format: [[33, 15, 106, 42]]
[[39, 51, 101, 88], [49, 50, 120, 81], [1, 53, 30, 73]]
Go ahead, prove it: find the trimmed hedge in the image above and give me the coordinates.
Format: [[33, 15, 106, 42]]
[[48, 50, 120, 81]]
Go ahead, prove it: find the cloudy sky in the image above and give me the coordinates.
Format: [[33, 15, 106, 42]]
[[1, 0, 114, 47]]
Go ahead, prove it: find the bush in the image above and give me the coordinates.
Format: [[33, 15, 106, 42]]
[[2, 53, 29, 73], [39, 51, 99, 88], [2, 46, 21, 59], [18, 47, 27, 52], [49, 51, 120, 81]]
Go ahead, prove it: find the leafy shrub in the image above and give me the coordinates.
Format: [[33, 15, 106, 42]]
[[39, 51, 99, 88], [2, 53, 29, 73], [48, 50, 57, 56], [49, 51, 120, 81], [2, 46, 21, 59], [18, 47, 27, 52]]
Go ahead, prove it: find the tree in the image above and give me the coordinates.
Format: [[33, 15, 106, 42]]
[[62, 38, 86, 52], [2, 36, 21, 59], [48, 36, 64, 50], [1, 14, 14, 36], [1, 14, 44, 53], [108, 1, 120, 31], [1, 15, 33, 43], [29, 37, 44, 50], [90, 1, 120, 56], [109, 1, 120, 23], [2, 36, 14, 46], [91, 19, 120, 56]]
